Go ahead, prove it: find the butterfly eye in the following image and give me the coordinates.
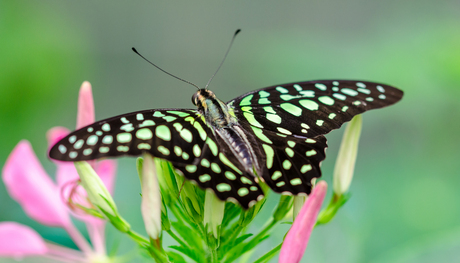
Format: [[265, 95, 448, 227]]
[[192, 93, 198, 105]]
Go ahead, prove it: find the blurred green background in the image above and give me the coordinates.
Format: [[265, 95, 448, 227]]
[[1, 1, 459, 262]]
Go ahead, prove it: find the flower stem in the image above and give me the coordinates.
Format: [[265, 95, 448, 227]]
[[316, 193, 350, 225], [126, 229, 150, 246], [253, 242, 282, 263], [166, 229, 187, 248], [210, 246, 218, 263], [64, 222, 94, 255], [251, 218, 277, 244], [87, 222, 107, 255], [46, 243, 86, 262], [44, 254, 84, 263], [224, 219, 278, 263]]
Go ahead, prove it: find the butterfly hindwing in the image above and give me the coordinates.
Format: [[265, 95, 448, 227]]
[[172, 139, 264, 209], [239, 120, 328, 195]]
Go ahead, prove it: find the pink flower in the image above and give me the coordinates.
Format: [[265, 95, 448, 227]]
[[1, 81, 116, 261], [279, 181, 328, 263], [0, 222, 47, 257], [3, 140, 71, 228]]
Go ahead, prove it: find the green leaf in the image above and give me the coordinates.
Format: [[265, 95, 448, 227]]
[[170, 245, 205, 263], [170, 221, 204, 251], [167, 251, 188, 263]]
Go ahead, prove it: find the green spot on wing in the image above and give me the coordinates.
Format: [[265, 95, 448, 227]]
[[258, 98, 271, 104], [299, 99, 319, 111], [238, 188, 249, 196], [318, 96, 335, 106], [193, 122, 207, 141], [280, 103, 302, 116], [285, 148, 294, 157], [271, 171, 282, 180], [264, 106, 276, 114], [206, 138, 218, 156], [117, 133, 132, 143], [239, 95, 253, 106], [266, 113, 281, 124], [167, 111, 190, 117], [333, 93, 347, 101], [315, 83, 327, 91], [301, 164, 312, 173], [199, 174, 211, 182], [250, 126, 273, 144], [157, 145, 170, 155], [243, 112, 264, 128], [276, 86, 289, 93], [186, 165, 197, 173], [283, 160, 292, 169], [153, 111, 166, 117], [155, 125, 171, 141], [341, 88, 358, 96], [225, 171, 236, 180], [219, 153, 242, 175], [259, 90, 270, 97], [136, 128, 153, 140], [216, 183, 231, 192], [290, 178, 302, 185], [241, 177, 252, 185], [139, 120, 155, 127], [211, 163, 221, 173]]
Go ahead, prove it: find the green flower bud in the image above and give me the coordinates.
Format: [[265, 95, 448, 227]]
[[203, 190, 225, 239], [74, 161, 130, 232], [333, 115, 362, 196], [140, 153, 162, 240]]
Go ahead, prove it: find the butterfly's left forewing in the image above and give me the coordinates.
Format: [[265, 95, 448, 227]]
[[49, 108, 264, 208]]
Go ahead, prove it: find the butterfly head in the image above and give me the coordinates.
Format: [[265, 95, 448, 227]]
[[192, 89, 216, 108]]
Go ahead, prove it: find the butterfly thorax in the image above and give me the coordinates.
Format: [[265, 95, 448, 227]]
[[193, 89, 236, 127], [192, 89, 261, 176]]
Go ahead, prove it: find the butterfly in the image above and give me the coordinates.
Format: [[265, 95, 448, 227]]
[[49, 78, 403, 208]]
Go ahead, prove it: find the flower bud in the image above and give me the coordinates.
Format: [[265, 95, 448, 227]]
[[279, 181, 327, 263], [203, 190, 225, 239], [333, 115, 362, 196], [74, 161, 130, 232], [140, 153, 162, 240]]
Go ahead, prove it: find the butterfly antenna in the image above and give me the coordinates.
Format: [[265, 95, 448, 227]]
[[132, 47, 200, 90], [204, 29, 241, 90]]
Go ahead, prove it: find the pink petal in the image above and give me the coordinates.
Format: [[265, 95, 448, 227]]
[[76, 81, 95, 129], [46, 127, 83, 187], [2, 141, 71, 227], [279, 181, 328, 263], [0, 222, 47, 256], [46, 127, 70, 149]]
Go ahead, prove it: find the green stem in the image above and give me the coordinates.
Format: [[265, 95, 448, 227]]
[[253, 243, 282, 263], [221, 222, 244, 247], [166, 229, 188, 248], [251, 219, 277, 243], [224, 219, 278, 263], [210, 246, 218, 263], [126, 229, 150, 246], [316, 193, 350, 225]]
